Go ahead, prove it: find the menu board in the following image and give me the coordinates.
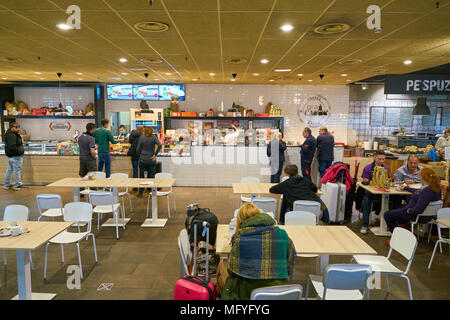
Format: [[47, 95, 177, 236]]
[[422, 106, 436, 126], [399, 107, 413, 127], [133, 85, 159, 100], [441, 107, 450, 127], [106, 84, 133, 100], [385, 108, 400, 126], [370, 107, 384, 126], [159, 85, 186, 101]]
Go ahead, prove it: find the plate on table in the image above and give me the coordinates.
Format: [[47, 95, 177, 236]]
[[409, 183, 422, 189], [0, 229, 11, 237]]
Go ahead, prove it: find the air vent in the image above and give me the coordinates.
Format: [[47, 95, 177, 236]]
[[140, 58, 163, 64], [314, 23, 350, 35], [134, 22, 169, 32], [225, 58, 248, 65], [338, 59, 362, 65], [1, 57, 23, 63]]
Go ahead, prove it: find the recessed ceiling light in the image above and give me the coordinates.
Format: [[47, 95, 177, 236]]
[[260, 59, 269, 64], [308, 79, 313, 82], [165, 73, 172, 75], [280, 24, 294, 32], [76, 72, 83, 75], [346, 79, 352, 82], [153, 78, 160, 81], [403, 60, 412, 65], [253, 73, 260, 76], [340, 73, 348, 76], [121, 72, 129, 75], [231, 79, 236, 82], [130, 68, 147, 71], [209, 73, 215, 76], [40, 77, 45, 80], [119, 58, 127, 63], [35, 72, 41, 75], [297, 73, 303, 76], [275, 69, 292, 72], [57, 23, 72, 30], [1, 77, 7, 80], [109, 77, 121, 80], [78, 78, 83, 80], [269, 79, 275, 82]]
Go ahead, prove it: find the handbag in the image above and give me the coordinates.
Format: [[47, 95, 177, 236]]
[[371, 166, 391, 190]]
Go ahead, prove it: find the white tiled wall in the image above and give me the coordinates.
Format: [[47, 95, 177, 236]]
[[106, 84, 350, 144]]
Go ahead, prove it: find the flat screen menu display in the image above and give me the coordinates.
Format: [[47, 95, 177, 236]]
[[106, 84, 133, 100], [133, 85, 159, 100], [158, 84, 186, 101]]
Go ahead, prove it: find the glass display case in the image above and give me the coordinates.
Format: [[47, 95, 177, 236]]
[[0, 141, 60, 155]]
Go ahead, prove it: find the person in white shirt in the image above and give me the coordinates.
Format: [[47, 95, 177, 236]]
[[435, 128, 450, 160], [222, 124, 240, 145]]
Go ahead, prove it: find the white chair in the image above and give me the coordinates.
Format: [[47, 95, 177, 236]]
[[80, 171, 106, 199], [2, 205, 34, 270], [250, 284, 303, 300], [36, 194, 63, 221], [252, 197, 277, 221], [239, 177, 260, 206], [110, 172, 133, 214], [147, 172, 176, 218], [411, 200, 442, 240], [44, 202, 97, 280], [178, 228, 192, 278], [352, 227, 418, 300], [285, 211, 318, 260], [428, 208, 450, 269], [293, 200, 321, 224], [89, 191, 124, 240], [305, 264, 372, 300]]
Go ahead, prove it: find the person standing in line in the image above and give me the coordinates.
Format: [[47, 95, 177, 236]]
[[298, 127, 316, 179], [267, 132, 287, 183], [3, 122, 24, 191], [316, 126, 334, 178], [78, 123, 97, 178], [93, 118, 119, 178], [127, 125, 144, 191], [136, 127, 162, 198]]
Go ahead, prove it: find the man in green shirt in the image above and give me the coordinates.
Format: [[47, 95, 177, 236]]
[[93, 118, 118, 178]]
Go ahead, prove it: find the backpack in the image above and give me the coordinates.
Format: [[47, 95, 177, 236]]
[[188, 241, 220, 277], [371, 166, 391, 190], [185, 204, 219, 247]]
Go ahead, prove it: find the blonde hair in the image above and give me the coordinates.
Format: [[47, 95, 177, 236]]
[[271, 132, 281, 140], [236, 203, 262, 231], [420, 167, 441, 193]]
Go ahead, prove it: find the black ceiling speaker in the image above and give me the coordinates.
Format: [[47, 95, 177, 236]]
[[412, 97, 431, 116]]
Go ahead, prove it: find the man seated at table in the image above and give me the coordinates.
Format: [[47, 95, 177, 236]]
[[269, 164, 329, 224], [390, 154, 422, 209], [360, 150, 392, 234], [384, 168, 441, 246], [220, 203, 295, 300]]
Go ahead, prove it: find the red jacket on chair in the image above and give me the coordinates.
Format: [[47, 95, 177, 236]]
[[320, 163, 353, 194]]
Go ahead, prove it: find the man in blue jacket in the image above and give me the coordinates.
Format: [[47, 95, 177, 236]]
[[298, 127, 316, 179], [317, 126, 334, 178]]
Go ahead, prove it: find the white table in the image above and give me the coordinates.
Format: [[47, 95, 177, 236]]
[[47, 177, 176, 228], [0, 221, 72, 300]]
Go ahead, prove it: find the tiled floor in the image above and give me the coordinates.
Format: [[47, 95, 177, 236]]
[[0, 186, 449, 300]]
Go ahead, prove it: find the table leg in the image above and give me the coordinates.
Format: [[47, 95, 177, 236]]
[[370, 194, 392, 237], [13, 250, 56, 300], [141, 187, 167, 227], [316, 255, 329, 275], [73, 187, 80, 202], [101, 187, 131, 228]]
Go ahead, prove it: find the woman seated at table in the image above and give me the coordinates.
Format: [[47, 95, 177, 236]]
[[384, 167, 441, 245], [269, 164, 329, 224], [221, 203, 295, 300]]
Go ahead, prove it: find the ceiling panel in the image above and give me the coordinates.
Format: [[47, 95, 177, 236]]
[[221, 12, 269, 39]]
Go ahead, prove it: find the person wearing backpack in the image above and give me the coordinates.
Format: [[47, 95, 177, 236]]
[[221, 203, 296, 300], [360, 150, 392, 234]]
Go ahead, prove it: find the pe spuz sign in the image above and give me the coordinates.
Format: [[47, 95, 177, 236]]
[[385, 74, 450, 95]]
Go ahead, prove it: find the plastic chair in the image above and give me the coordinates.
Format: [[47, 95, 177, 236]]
[[239, 177, 260, 206], [89, 191, 124, 240], [428, 208, 450, 269], [250, 284, 303, 300], [285, 211, 318, 259], [305, 264, 372, 300], [252, 197, 277, 222], [178, 228, 192, 278], [36, 194, 64, 221], [2, 205, 34, 270], [293, 200, 321, 224], [44, 202, 97, 280], [110, 173, 133, 214], [147, 172, 176, 218], [352, 227, 418, 300], [80, 171, 106, 199], [411, 200, 442, 240]]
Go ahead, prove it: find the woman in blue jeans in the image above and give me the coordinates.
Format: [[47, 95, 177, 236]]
[[136, 127, 161, 197]]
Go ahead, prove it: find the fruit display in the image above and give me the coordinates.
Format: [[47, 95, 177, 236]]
[[57, 141, 79, 155]]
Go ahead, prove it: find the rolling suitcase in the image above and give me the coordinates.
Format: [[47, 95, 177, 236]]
[[321, 182, 346, 223], [174, 223, 217, 300]]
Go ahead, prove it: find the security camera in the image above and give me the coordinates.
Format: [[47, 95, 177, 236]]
[[232, 73, 237, 79], [144, 73, 149, 79], [319, 74, 324, 80]]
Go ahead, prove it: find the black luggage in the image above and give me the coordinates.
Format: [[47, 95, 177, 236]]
[[185, 203, 219, 246]]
